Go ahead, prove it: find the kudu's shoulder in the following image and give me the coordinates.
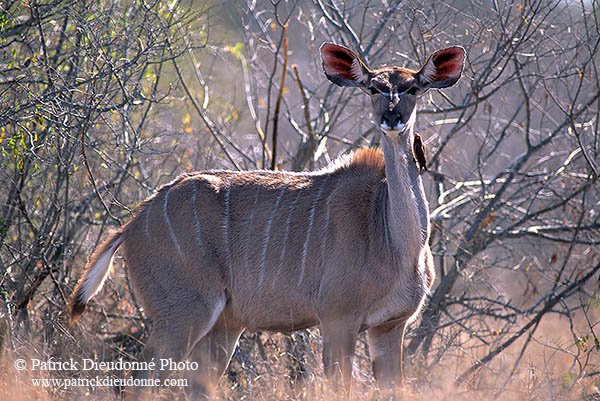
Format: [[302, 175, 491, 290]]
[[343, 147, 386, 177], [324, 147, 386, 183]]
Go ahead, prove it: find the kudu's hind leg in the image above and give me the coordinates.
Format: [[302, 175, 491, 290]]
[[367, 319, 408, 398], [184, 314, 243, 399], [125, 294, 226, 400]]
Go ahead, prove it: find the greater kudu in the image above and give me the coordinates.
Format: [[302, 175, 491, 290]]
[[69, 42, 465, 398]]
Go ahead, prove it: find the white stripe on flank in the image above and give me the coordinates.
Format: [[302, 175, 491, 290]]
[[191, 181, 203, 251], [298, 176, 329, 286], [223, 177, 233, 283], [258, 185, 286, 287], [144, 197, 153, 240], [243, 187, 261, 272], [274, 189, 302, 287], [319, 180, 336, 267], [163, 186, 184, 257]]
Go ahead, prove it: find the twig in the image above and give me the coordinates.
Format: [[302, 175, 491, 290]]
[[80, 110, 121, 225], [239, 52, 271, 168], [291, 64, 317, 171], [270, 23, 288, 170], [364, 0, 403, 56], [570, 119, 599, 181], [314, 0, 364, 59], [171, 57, 241, 170], [457, 260, 600, 384]]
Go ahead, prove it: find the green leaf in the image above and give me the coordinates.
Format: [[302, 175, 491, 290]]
[[228, 42, 244, 59]]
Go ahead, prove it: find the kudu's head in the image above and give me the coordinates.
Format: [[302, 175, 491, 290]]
[[320, 43, 465, 136]]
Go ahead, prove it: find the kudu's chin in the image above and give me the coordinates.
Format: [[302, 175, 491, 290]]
[[379, 121, 408, 136]]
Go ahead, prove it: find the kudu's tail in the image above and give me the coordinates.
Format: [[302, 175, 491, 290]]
[[69, 231, 124, 324]]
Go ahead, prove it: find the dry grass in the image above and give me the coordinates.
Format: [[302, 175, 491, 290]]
[[2, 308, 599, 401]]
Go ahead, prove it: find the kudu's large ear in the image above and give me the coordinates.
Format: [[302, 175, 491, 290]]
[[416, 46, 465, 89], [320, 43, 371, 88]]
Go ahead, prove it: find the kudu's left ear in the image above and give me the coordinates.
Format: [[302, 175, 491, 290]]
[[417, 46, 465, 89], [320, 43, 372, 88]]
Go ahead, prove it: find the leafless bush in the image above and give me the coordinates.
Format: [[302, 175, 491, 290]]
[[0, 0, 203, 381], [1, 0, 599, 400]]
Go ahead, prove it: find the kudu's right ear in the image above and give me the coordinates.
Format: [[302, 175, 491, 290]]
[[320, 43, 371, 88]]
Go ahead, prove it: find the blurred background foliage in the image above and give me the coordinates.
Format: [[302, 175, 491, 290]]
[[0, 0, 599, 399]]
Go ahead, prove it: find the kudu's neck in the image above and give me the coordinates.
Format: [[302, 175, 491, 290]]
[[380, 120, 430, 264]]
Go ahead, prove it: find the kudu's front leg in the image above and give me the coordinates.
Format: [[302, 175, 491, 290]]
[[367, 319, 408, 399], [320, 319, 360, 398]]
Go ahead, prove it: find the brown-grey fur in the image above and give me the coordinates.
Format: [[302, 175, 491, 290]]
[[69, 42, 465, 399]]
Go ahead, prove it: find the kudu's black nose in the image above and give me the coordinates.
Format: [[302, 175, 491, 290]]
[[381, 110, 402, 130]]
